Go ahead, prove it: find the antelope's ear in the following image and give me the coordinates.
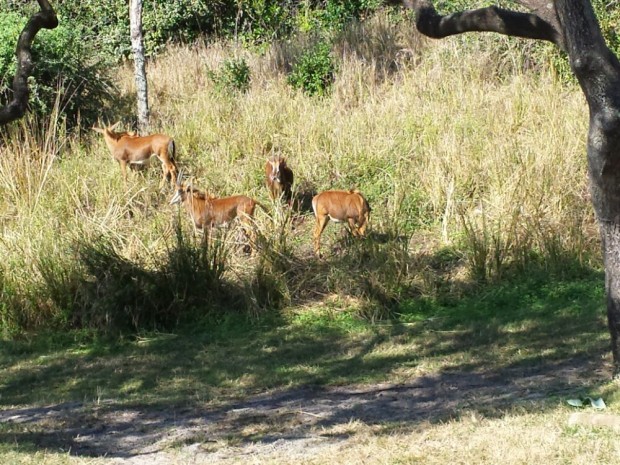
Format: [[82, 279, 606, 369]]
[[109, 121, 121, 131], [92, 126, 105, 134]]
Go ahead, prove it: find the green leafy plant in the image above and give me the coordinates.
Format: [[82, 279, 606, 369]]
[[288, 41, 335, 96], [208, 57, 252, 93]]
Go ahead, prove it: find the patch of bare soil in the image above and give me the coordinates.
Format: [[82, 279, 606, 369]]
[[0, 356, 611, 464]]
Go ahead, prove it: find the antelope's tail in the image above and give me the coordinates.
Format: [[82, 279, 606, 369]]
[[168, 140, 176, 162]]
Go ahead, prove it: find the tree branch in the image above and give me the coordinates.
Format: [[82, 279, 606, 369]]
[[0, 0, 59, 126], [389, 0, 564, 51]]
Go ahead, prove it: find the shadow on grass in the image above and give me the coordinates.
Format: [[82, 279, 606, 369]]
[[0, 260, 614, 458]]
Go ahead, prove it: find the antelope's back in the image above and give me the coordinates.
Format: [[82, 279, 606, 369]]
[[123, 133, 171, 151]]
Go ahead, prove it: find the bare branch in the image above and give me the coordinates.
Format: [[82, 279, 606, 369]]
[[0, 0, 59, 126], [390, 0, 564, 50]]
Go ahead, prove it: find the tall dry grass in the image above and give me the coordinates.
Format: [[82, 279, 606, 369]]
[[0, 13, 594, 332]]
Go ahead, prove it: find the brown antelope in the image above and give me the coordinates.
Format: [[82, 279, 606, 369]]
[[170, 172, 262, 250], [92, 122, 178, 187], [265, 154, 294, 205], [312, 189, 371, 257]]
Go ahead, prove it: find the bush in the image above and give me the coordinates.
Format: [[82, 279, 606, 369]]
[[296, 0, 384, 33], [288, 41, 335, 96], [208, 57, 252, 93], [70, 231, 231, 332]]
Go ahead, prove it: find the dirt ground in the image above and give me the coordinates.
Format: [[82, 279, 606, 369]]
[[0, 355, 613, 464]]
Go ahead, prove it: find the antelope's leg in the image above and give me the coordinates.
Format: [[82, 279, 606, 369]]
[[237, 216, 255, 254], [159, 158, 168, 188], [313, 214, 330, 256], [162, 152, 177, 187], [168, 164, 177, 187], [119, 160, 128, 185], [348, 218, 361, 237], [358, 214, 369, 237]]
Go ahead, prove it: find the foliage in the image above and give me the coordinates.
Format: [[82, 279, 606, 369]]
[[0, 11, 116, 126], [0, 13, 22, 92], [8, 0, 619, 123], [230, 0, 298, 45], [207, 57, 252, 94], [297, 0, 385, 32], [53, 0, 228, 58], [288, 41, 336, 96], [592, 0, 620, 57]]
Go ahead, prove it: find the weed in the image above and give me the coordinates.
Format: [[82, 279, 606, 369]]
[[207, 57, 251, 93], [288, 41, 336, 96]]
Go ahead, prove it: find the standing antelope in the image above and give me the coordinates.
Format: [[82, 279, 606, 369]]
[[312, 189, 371, 257], [265, 155, 294, 205], [92, 122, 178, 187], [170, 172, 262, 250]]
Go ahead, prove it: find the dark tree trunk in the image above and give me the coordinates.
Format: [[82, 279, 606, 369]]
[[0, 0, 58, 126], [392, 0, 620, 377], [600, 222, 620, 367]]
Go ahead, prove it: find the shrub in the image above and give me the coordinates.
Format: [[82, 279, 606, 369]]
[[288, 41, 335, 96], [71, 230, 231, 332], [208, 57, 252, 93]]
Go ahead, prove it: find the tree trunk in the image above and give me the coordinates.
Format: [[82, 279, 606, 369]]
[[130, 0, 149, 133], [396, 0, 620, 377], [0, 0, 58, 126], [555, 1, 620, 379], [600, 222, 620, 368]]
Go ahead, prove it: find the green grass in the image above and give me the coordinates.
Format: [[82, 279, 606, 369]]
[[0, 268, 615, 464], [0, 268, 609, 409]]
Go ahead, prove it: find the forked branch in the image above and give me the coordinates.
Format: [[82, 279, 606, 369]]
[[0, 0, 59, 126]]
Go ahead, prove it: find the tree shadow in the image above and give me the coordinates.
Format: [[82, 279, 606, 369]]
[[0, 349, 610, 458], [0, 229, 614, 458]]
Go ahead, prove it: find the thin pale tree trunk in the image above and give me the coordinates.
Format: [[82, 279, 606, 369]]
[[130, 0, 149, 133]]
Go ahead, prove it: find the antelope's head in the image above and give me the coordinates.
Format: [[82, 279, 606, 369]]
[[268, 157, 284, 183], [170, 170, 202, 205], [170, 169, 187, 205], [92, 122, 124, 147], [92, 121, 121, 135]]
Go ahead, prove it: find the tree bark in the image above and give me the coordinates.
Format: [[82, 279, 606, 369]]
[[0, 0, 58, 126], [394, 0, 620, 377], [130, 0, 150, 133]]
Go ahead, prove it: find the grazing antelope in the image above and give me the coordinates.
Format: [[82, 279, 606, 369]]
[[92, 122, 178, 187], [170, 172, 262, 250], [265, 155, 294, 205], [312, 189, 371, 257]]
